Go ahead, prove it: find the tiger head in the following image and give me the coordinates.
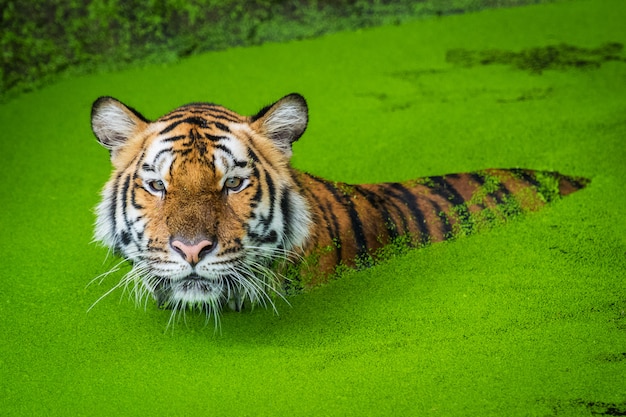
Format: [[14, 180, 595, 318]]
[[91, 94, 312, 316]]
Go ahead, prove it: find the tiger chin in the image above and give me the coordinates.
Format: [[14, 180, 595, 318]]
[[90, 93, 588, 324]]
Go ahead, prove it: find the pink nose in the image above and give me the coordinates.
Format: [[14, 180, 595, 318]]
[[170, 238, 216, 265]]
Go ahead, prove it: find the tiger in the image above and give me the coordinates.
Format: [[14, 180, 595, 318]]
[[90, 93, 589, 323]]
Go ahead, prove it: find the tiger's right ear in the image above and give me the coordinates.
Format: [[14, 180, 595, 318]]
[[91, 97, 149, 156]]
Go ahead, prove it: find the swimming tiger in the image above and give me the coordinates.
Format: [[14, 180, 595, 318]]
[[90, 93, 588, 321]]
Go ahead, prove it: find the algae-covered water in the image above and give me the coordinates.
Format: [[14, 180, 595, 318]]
[[1, 1, 625, 415]]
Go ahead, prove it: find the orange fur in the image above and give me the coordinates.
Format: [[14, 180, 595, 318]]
[[91, 93, 589, 313]]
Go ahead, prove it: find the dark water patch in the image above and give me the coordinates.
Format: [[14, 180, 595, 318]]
[[446, 42, 626, 74], [595, 352, 626, 363], [541, 399, 626, 416], [496, 87, 553, 103]]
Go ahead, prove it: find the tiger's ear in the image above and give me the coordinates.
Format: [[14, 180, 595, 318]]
[[250, 93, 308, 158], [91, 97, 149, 156]]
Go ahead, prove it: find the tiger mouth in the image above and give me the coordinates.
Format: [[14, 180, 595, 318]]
[[153, 274, 226, 308], [178, 274, 216, 292]]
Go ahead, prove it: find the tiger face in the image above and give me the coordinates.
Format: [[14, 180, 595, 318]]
[[91, 94, 312, 315]]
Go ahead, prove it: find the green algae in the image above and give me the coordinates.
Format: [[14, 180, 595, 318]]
[[1, 0, 625, 416]]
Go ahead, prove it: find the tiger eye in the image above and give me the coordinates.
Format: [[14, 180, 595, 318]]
[[225, 177, 243, 190], [147, 179, 165, 193]]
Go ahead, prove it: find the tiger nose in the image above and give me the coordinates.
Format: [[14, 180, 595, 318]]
[[170, 238, 216, 265]]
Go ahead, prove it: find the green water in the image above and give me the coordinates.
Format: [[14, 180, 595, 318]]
[[1, 1, 625, 415]]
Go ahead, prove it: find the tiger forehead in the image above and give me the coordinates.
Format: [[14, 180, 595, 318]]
[[157, 102, 247, 129], [149, 103, 252, 162], [154, 103, 246, 145]]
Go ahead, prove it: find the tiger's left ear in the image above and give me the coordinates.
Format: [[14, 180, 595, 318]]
[[250, 93, 308, 158]]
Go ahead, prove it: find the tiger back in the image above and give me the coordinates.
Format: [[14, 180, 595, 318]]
[[90, 93, 589, 321], [295, 168, 587, 286]]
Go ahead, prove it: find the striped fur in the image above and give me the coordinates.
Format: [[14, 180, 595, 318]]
[[295, 169, 588, 286], [91, 93, 589, 320]]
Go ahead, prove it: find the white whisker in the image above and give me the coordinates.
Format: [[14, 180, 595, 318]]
[[87, 277, 126, 313], [90, 232, 302, 330]]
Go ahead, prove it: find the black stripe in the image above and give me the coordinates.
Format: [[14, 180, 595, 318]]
[[384, 197, 412, 239], [162, 135, 186, 142], [298, 175, 339, 260], [141, 163, 156, 173], [108, 173, 122, 246], [478, 172, 514, 205], [247, 166, 278, 244], [429, 176, 474, 235], [120, 230, 131, 246], [206, 108, 241, 121], [510, 169, 542, 189], [318, 200, 343, 264], [309, 176, 368, 258], [204, 133, 227, 142], [567, 177, 588, 190], [135, 222, 144, 243], [120, 175, 130, 222], [158, 117, 208, 135], [469, 173, 486, 187], [186, 107, 215, 114], [189, 127, 201, 142], [130, 173, 144, 210], [493, 181, 512, 205], [280, 191, 293, 245], [248, 165, 262, 209], [247, 148, 260, 163], [242, 132, 276, 172], [262, 171, 276, 230], [353, 186, 400, 241], [250, 229, 278, 245], [370, 184, 412, 238], [203, 113, 241, 124], [159, 113, 185, 122], [119, 175, 140, 249], [214, 144, 234, 157], [429, 176, 466, 205], [214, 122, 231, 133], [159, 105, 240, 124], [152, 147, 174, 164], [386, 183, 431, 245], [172, 148, 193, 158]]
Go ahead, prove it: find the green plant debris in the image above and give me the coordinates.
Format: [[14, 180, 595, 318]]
[[446, 42, 626, 74]]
